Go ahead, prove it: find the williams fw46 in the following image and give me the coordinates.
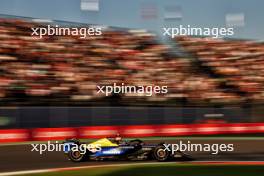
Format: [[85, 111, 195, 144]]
[[63, 138, 193, 162]]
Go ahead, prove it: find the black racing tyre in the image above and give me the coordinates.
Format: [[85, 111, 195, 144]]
[[153, 145, 170, 161], [68, 149, 89, 162]]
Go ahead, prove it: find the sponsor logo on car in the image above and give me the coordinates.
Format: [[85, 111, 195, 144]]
[[102, 148, 121, 154]]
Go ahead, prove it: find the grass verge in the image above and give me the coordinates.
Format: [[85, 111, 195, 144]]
[[24, 163, 264, 176]]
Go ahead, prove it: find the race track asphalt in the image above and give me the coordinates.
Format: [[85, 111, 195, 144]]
[[0, 139, 263, 173]]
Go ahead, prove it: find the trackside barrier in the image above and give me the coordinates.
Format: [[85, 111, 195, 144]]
[[0, 123, 264, 142], [32, 128, 77, 141], [0, 129, 30, 143]]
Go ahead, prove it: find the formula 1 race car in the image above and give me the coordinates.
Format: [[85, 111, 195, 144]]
[[63, 137, 193, 162]]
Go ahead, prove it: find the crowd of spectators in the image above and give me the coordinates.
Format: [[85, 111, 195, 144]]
[[176, 36, 264, 104], [0, 18, 260, 106]]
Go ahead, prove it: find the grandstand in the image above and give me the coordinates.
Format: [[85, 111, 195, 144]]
[[0, 16, 263, 107], [176, 36, 264, 104]]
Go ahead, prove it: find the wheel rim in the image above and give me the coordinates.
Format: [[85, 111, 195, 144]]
[[72, 151, 81, 159], [157, 149, 166, 158]]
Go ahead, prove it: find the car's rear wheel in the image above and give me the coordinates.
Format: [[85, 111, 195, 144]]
[[68, 149, 88, 162], [153, 145, 170, 161]]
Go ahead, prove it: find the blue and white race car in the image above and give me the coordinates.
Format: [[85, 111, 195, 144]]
[[63, 137, 192, 162]]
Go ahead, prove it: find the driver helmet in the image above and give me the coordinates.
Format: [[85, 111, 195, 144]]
[[114, 133, 122, 143]]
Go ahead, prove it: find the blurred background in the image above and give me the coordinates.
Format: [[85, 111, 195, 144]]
[[0, 0, 263, 132], [0, 1, 264, 175]]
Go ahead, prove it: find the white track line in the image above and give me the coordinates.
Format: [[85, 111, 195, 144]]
[[0, 162, 168, 176], [1, 161, 264, 176]]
